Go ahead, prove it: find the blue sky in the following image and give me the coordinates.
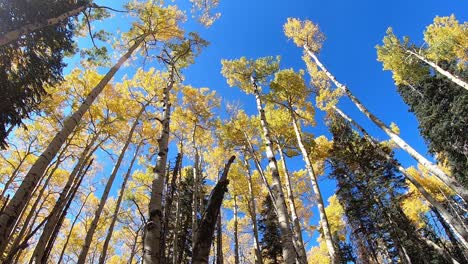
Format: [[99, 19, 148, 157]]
[[75, 0, 467, 252]]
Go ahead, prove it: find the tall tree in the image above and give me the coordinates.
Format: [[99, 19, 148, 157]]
[[222, 56, 297, 264], [144, 33, 208, 264], [270, 69, 338, 263], [376, 15, 467, 91], [284, 17, 468, 201]]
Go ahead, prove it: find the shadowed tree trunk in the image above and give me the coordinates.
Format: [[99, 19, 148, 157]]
[[77, 105, 145, 264], [191, 155, 235, 264], [243, 158, 263, 264], [216, 211, 223, 264], [98, 143, 142, 264], [160, 153, 182, 263], [31, 133, 100, 263], [57, 191, 91, 264], [233, 195, 240, 264]]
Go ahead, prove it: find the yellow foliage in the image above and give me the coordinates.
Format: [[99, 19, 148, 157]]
[[221, 56, 280, 94], [424, 15, 468, 68], [284, 18, 325, 52]]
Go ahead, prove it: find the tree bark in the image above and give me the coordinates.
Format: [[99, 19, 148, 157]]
[[98, 143, 142, 264], [57, 191, 91, 264], [160, 153, 182, 263], [0, 38, 144, 250], [243, 159, 263, 264], [252, 82, 297, 264], [304, 46, 468, 201], [432, 208, 468, 262], [31, 133, 100, 263], [42, 159, 93, 263], [0, 3, 93, 47], [77, 106, 144, 264], [333, 106, 468, 249], [289, 109, 337, 263], [277, 145, 308, 264], [144, 70, 175, 264], [216, 211, 224, 264], [233, 195, 240, 264], [191, 156, 235, 264], [405, 49, 468, 92]]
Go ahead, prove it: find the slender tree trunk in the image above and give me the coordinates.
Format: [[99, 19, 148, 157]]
[[252, 82, 296, 264], [289, 110, 337, 263], [192, 150, 201, 253], [144, 71, 175, 264], [216, 211, 223, 264], [160, 153, 182, 263], [191, 156, 235, 264], [57, 192, 91, 264], [432, 207, 468, 261], [233, 195, 240, 264], [243, 159, 263, 264], [42, 159, 93, 263], [31, 133, 100, 263], [98, 143, 142, 264], [172, 195, 181, 264], [3, 190, 50, 263], [277, 145, 308, 264], [127, 227, 141, 264], [405, 49, 468, 91], [0, 3, 93, 46], [243, 132, 277, 212], [0, 38, 145, 250], [333, 106, 468, 248], [304, 46, 468, 201], [77, 107, 144, 264], [2, 171, 52, 260]]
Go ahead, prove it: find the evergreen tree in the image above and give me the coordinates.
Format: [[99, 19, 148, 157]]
[[329, 118, 447, 263], [0, 0, 88, 147], [398, 63, 468, 187], [258, 195, 283, 264]]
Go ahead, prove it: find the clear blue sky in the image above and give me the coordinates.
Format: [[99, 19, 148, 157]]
[[82, 0, 467, 252]]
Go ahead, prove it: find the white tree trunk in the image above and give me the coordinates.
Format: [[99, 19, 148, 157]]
[[277, 145, 308, 264], [0, 38, 144, 251], [253, 83, 297, 264], [406, 49, 468, 92], [290, 110, 338, 264], [31, 133, 99, 263], [98, 143, 142, 264], [243, 159, 263, 264], [304, 46, 468, 201], [143, 75, 175, 264], [76, 106, 144, 264]]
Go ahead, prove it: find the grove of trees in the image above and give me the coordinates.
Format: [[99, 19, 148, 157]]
[[0, 0, 466, 263]]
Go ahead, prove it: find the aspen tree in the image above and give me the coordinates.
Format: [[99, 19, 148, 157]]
[[144, 34, 208, 264], [221, 56, 297, 264], [284, 18, 468, 201], [270, 69, 337, 263]]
